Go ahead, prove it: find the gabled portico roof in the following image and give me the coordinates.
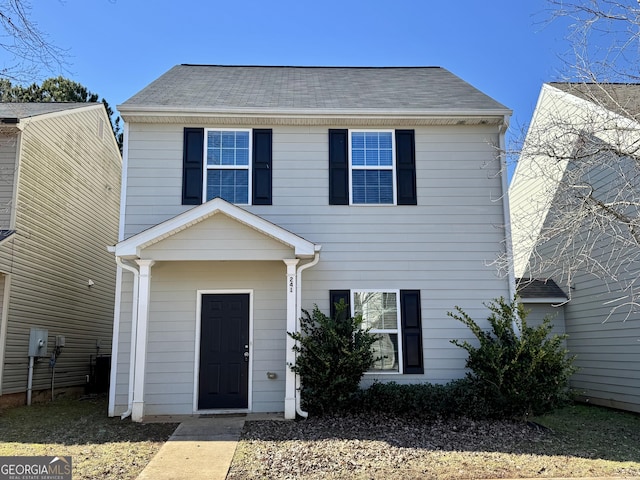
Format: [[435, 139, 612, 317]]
[[113, 198, 319, 259]]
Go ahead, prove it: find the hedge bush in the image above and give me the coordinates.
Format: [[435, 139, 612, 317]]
[[449, 297, 577, 419], [351, 379, 496, 420]]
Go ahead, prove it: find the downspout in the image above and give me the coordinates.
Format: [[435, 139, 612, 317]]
[[115, 256, 140, 420], [294, 250, 321, 418]]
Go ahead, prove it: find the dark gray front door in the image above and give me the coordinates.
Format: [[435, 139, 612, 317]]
[[198, 293, 249, 410]]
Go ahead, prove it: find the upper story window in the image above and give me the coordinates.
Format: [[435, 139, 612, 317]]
[[182, 128, 272, 206], [205, 129, 251, 204], [350, 131, 395, 204], [328, 129, 416, 206]]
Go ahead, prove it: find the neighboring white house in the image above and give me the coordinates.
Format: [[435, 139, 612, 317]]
[[510, 83, 640, 413], [0, 103, 122, 406], [109, 65, 514, 421]]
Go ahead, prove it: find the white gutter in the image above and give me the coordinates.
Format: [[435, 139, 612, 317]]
[[294, 250, 321, 418], [115, 256, 140, 420]]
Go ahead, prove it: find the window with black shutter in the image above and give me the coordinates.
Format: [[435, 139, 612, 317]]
[[181, 127, 272, 206], [328, 129, 417, 205], [329, 289, 423, 374]]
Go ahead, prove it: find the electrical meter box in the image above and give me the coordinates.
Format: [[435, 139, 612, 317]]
[[28, 328, 48, 357]]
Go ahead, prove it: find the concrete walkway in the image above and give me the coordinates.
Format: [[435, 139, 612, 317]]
[[136, 414, 281, 480]]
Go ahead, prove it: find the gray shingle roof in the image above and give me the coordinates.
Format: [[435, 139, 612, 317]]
[[0, 102, 94, 120], [119, 65, 510, 114], [549, 82, 640, 119], [516, 278, 568, 300]]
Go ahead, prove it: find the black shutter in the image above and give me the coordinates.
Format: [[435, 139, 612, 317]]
[[182, 128, 204, 205], [395, 130, 417, 205], [329, 290, 350, 320], [329, 129, 349, 205], [400, 290, 423, 374], [252, 129, 272, 205]]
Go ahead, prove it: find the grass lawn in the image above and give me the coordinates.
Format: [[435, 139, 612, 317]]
[[0, 395, 178, 480]]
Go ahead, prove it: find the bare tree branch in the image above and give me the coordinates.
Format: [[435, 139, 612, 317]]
[[0, 0, 68, 82]]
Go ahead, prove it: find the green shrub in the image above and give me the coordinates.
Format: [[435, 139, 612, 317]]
[[443, 377, 497, 419], [353, 382, 449, 419], [351, 379, 496, 420], [449, 297, 577, 419], [288, 300, 380, 415]]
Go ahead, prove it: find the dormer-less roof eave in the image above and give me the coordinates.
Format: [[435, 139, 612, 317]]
[[118, 106, 512, 126]]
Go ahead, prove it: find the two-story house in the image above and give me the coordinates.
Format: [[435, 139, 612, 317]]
[[0, 103, 121, 406], [109, 65, 513, 421]]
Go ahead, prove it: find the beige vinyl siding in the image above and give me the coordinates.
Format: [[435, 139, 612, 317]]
[[0, 106, 121, 395], [0, 274, 7, 393], [0, 133, 17, 229], [113, 122, 510, 413]]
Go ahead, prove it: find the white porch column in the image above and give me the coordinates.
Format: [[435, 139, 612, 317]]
[[131, 259, 155, 422], [283, 258, 299, 419]]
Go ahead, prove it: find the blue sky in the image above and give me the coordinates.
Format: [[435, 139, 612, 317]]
[[22, 0, 572, 146]]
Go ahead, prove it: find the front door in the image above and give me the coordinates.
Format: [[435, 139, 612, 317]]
[[198, 293, 250, 410]]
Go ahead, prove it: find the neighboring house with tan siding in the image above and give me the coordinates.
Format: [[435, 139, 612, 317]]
[[110, 65, 514, 421], [510, 83, 640, 413], [0, 103, 122, 406]]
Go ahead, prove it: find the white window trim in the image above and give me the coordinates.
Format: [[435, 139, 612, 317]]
[[351, 289, 403, 374], [203, 128, 253, 205], [348, 129, 397, 206], [193, 289, 254, 414]]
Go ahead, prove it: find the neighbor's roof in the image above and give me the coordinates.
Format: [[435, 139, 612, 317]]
[[119, 65, 510, 115], [516, 278, 568, 300], [549, 82, 640, 119], [0, 102, 96, 120]]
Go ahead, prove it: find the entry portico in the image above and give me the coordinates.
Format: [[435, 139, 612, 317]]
[[109, 198, 320, 421]]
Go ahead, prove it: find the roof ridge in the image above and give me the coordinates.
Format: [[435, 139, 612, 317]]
[[179, 64, 443, 69]]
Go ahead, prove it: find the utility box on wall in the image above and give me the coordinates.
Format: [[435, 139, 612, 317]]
[[28, 328, 48, 357]]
